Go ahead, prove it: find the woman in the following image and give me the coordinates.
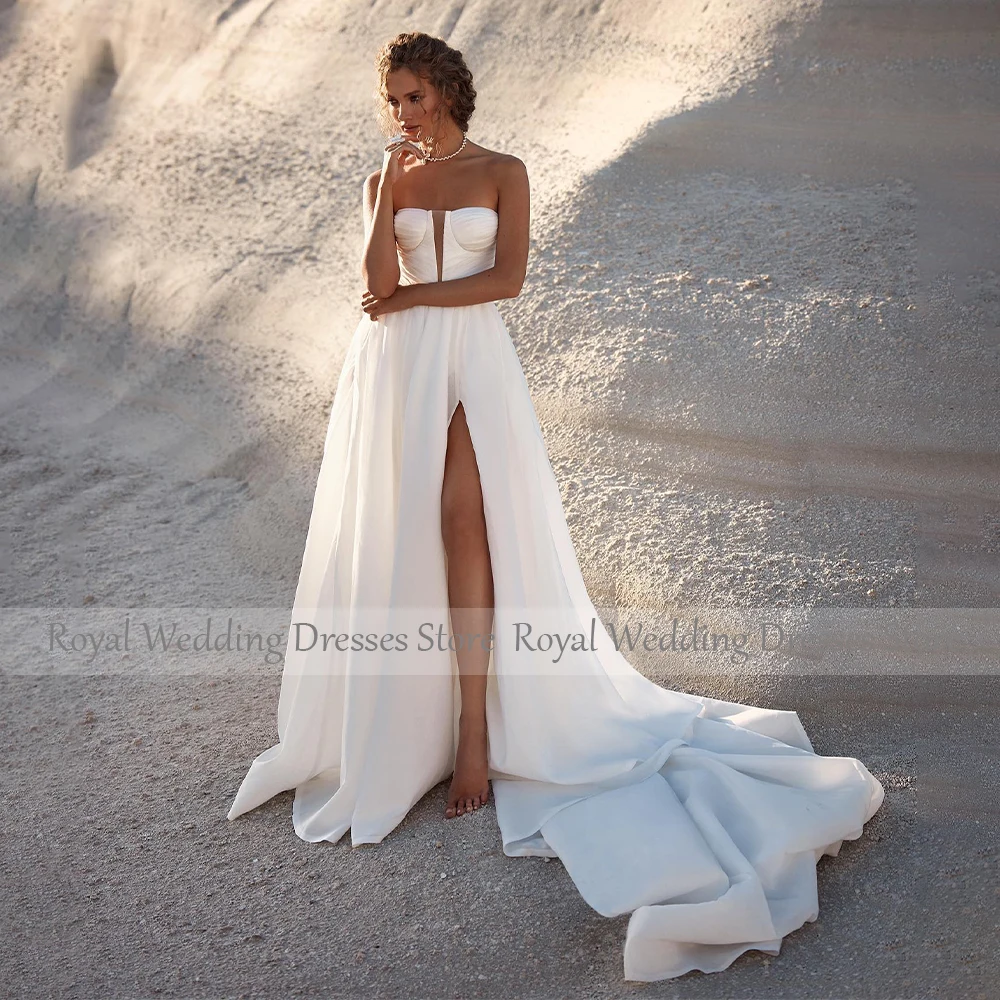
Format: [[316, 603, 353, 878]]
[[228, 31, 885, 982]]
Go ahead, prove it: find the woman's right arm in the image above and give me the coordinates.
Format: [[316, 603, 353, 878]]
[[361, 169, 400, 299]]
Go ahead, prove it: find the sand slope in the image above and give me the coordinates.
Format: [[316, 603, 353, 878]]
[[1, 0, 997, 996]]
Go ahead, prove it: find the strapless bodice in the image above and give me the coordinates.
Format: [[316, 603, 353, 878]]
[[394, 206, 498, 285]]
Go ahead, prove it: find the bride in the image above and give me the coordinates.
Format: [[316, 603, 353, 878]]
[[228, 31, 885, 982]]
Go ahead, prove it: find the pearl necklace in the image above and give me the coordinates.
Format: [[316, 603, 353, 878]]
[[423, 133, 468, 162]]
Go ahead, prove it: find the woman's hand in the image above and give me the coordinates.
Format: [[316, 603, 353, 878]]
[[362, 284, 413, 321], [380, 137, 425, 187]]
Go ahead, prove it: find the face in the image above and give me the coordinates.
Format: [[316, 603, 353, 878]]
[[384, 67, 452, 144]]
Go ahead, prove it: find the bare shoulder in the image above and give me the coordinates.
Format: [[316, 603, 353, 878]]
[[493, 153, 528, 207], [498, 151, 527, 173], [362, 169, 382, 224], [474, 149, 527, 206], [465, 141, 523, 173], [477, 148, 526, 178]]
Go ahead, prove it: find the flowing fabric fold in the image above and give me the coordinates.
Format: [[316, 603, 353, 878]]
[[228, 205, 885, 980]]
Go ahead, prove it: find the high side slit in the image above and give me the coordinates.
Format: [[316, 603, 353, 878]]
[[227, 205, 885, 981]]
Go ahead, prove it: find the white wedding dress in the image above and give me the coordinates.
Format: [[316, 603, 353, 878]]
[[227, 205, 885, 981]]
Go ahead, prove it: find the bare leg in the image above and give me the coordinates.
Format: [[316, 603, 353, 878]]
[[441, 401, 494, 819]]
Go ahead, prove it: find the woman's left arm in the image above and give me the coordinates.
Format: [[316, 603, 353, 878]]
[[365, 156, 530, 316]]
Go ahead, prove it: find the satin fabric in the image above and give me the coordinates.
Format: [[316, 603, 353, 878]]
[[227, 205, 884, 981]]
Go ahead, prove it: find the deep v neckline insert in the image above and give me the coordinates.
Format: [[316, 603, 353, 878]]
[[394, 207, 499, 282]]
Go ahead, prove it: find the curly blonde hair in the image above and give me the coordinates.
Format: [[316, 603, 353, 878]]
[[372, 32, 477, 139]]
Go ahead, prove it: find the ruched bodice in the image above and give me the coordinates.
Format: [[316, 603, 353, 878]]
[[230, 195, 885, 986], [394, 206, 498, 285]]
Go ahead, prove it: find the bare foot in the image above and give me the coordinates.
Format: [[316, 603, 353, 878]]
[[445, 723, 490, 818]]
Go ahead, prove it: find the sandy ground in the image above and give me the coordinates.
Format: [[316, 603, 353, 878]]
[[1, 0, 998, 997]]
